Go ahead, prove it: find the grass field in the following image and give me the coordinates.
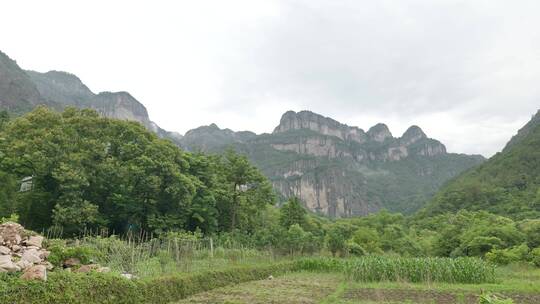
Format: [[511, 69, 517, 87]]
[[176, 264, 540, 304]]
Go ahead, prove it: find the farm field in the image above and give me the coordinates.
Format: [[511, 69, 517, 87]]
[[177, 265, 540, 304]]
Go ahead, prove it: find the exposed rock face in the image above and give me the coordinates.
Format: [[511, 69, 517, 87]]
[[90, 92, 152, 128], [274, 110, 368, 143], [181, 110, 484, 217]]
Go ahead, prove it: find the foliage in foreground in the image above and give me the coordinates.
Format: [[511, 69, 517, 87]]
[[478, 293, 515, 304], [295, 256, 496, 284], [0, 262, 294, 304]]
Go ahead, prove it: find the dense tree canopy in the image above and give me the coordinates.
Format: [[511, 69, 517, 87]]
[[0, 107, 275, 235]]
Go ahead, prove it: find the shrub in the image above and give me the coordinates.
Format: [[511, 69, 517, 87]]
[[346, 240, 367, 257], [485, 244, 530, 265], [530, 247, 540, 267], [0, 262, 295, 303], [47, 239, 98, 267]]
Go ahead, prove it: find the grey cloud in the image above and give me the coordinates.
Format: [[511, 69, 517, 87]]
[[205, 0, 540, 156]]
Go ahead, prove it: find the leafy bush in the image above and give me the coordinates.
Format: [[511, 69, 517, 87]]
[[0, 262, 295, 303], [530, 247, 540, 267], [486, 244, 530, 265], [47, 239, 98, 267], [346, 240, 367, 257]]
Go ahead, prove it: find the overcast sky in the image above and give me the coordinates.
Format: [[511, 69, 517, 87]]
[[2, 0, 539, 157]]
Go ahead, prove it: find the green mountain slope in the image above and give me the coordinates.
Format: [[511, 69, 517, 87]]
[[0, 51, 48, 114], [423, 110, 540, 219]]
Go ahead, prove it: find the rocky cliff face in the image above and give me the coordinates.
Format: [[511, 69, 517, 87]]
[[269, 111, 447, 163], [89, 91, 153, 129], [274, 110, 368, 143], [181, 110, 484, 217], [0, 50, 181, 145]]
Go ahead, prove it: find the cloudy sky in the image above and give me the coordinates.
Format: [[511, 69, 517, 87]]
[[2, 0, 539, 157]]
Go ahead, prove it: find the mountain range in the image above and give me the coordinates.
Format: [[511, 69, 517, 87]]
[[0, 50, 182, 145], [179, 111, 485, 216], [0, 50, 485, 217]]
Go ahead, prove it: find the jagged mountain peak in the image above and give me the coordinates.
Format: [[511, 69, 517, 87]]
[[273, 110, 367, 143], [274, 110, 356, 131], [401, 125, 427, 144], [367, 123, 393, 142]]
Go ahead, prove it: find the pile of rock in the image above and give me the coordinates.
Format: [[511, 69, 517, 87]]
[[0, 222, 52, 281], [62, 257, 110, 274]]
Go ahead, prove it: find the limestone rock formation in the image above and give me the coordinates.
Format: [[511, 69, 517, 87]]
[[181, 110, 484, 217]]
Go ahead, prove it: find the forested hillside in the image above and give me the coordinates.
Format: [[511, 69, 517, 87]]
[[423, 110, 540, 219]]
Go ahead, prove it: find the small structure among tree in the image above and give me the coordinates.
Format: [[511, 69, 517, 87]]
[[19, 176, 33, 192]]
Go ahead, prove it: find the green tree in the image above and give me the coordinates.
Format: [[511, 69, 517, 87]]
[[0, 107, 239, 234], [0, 110, 9, 130], [351, 227, 382, 254], [326, 222, 354, 257], [221, 149, 275, 231], [279, 196, 307, 229], [283, 224, 312, 255]]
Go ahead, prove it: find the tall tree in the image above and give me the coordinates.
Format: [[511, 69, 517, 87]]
[[279, 196, 307, 229], [222, 149, 275, 231]]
